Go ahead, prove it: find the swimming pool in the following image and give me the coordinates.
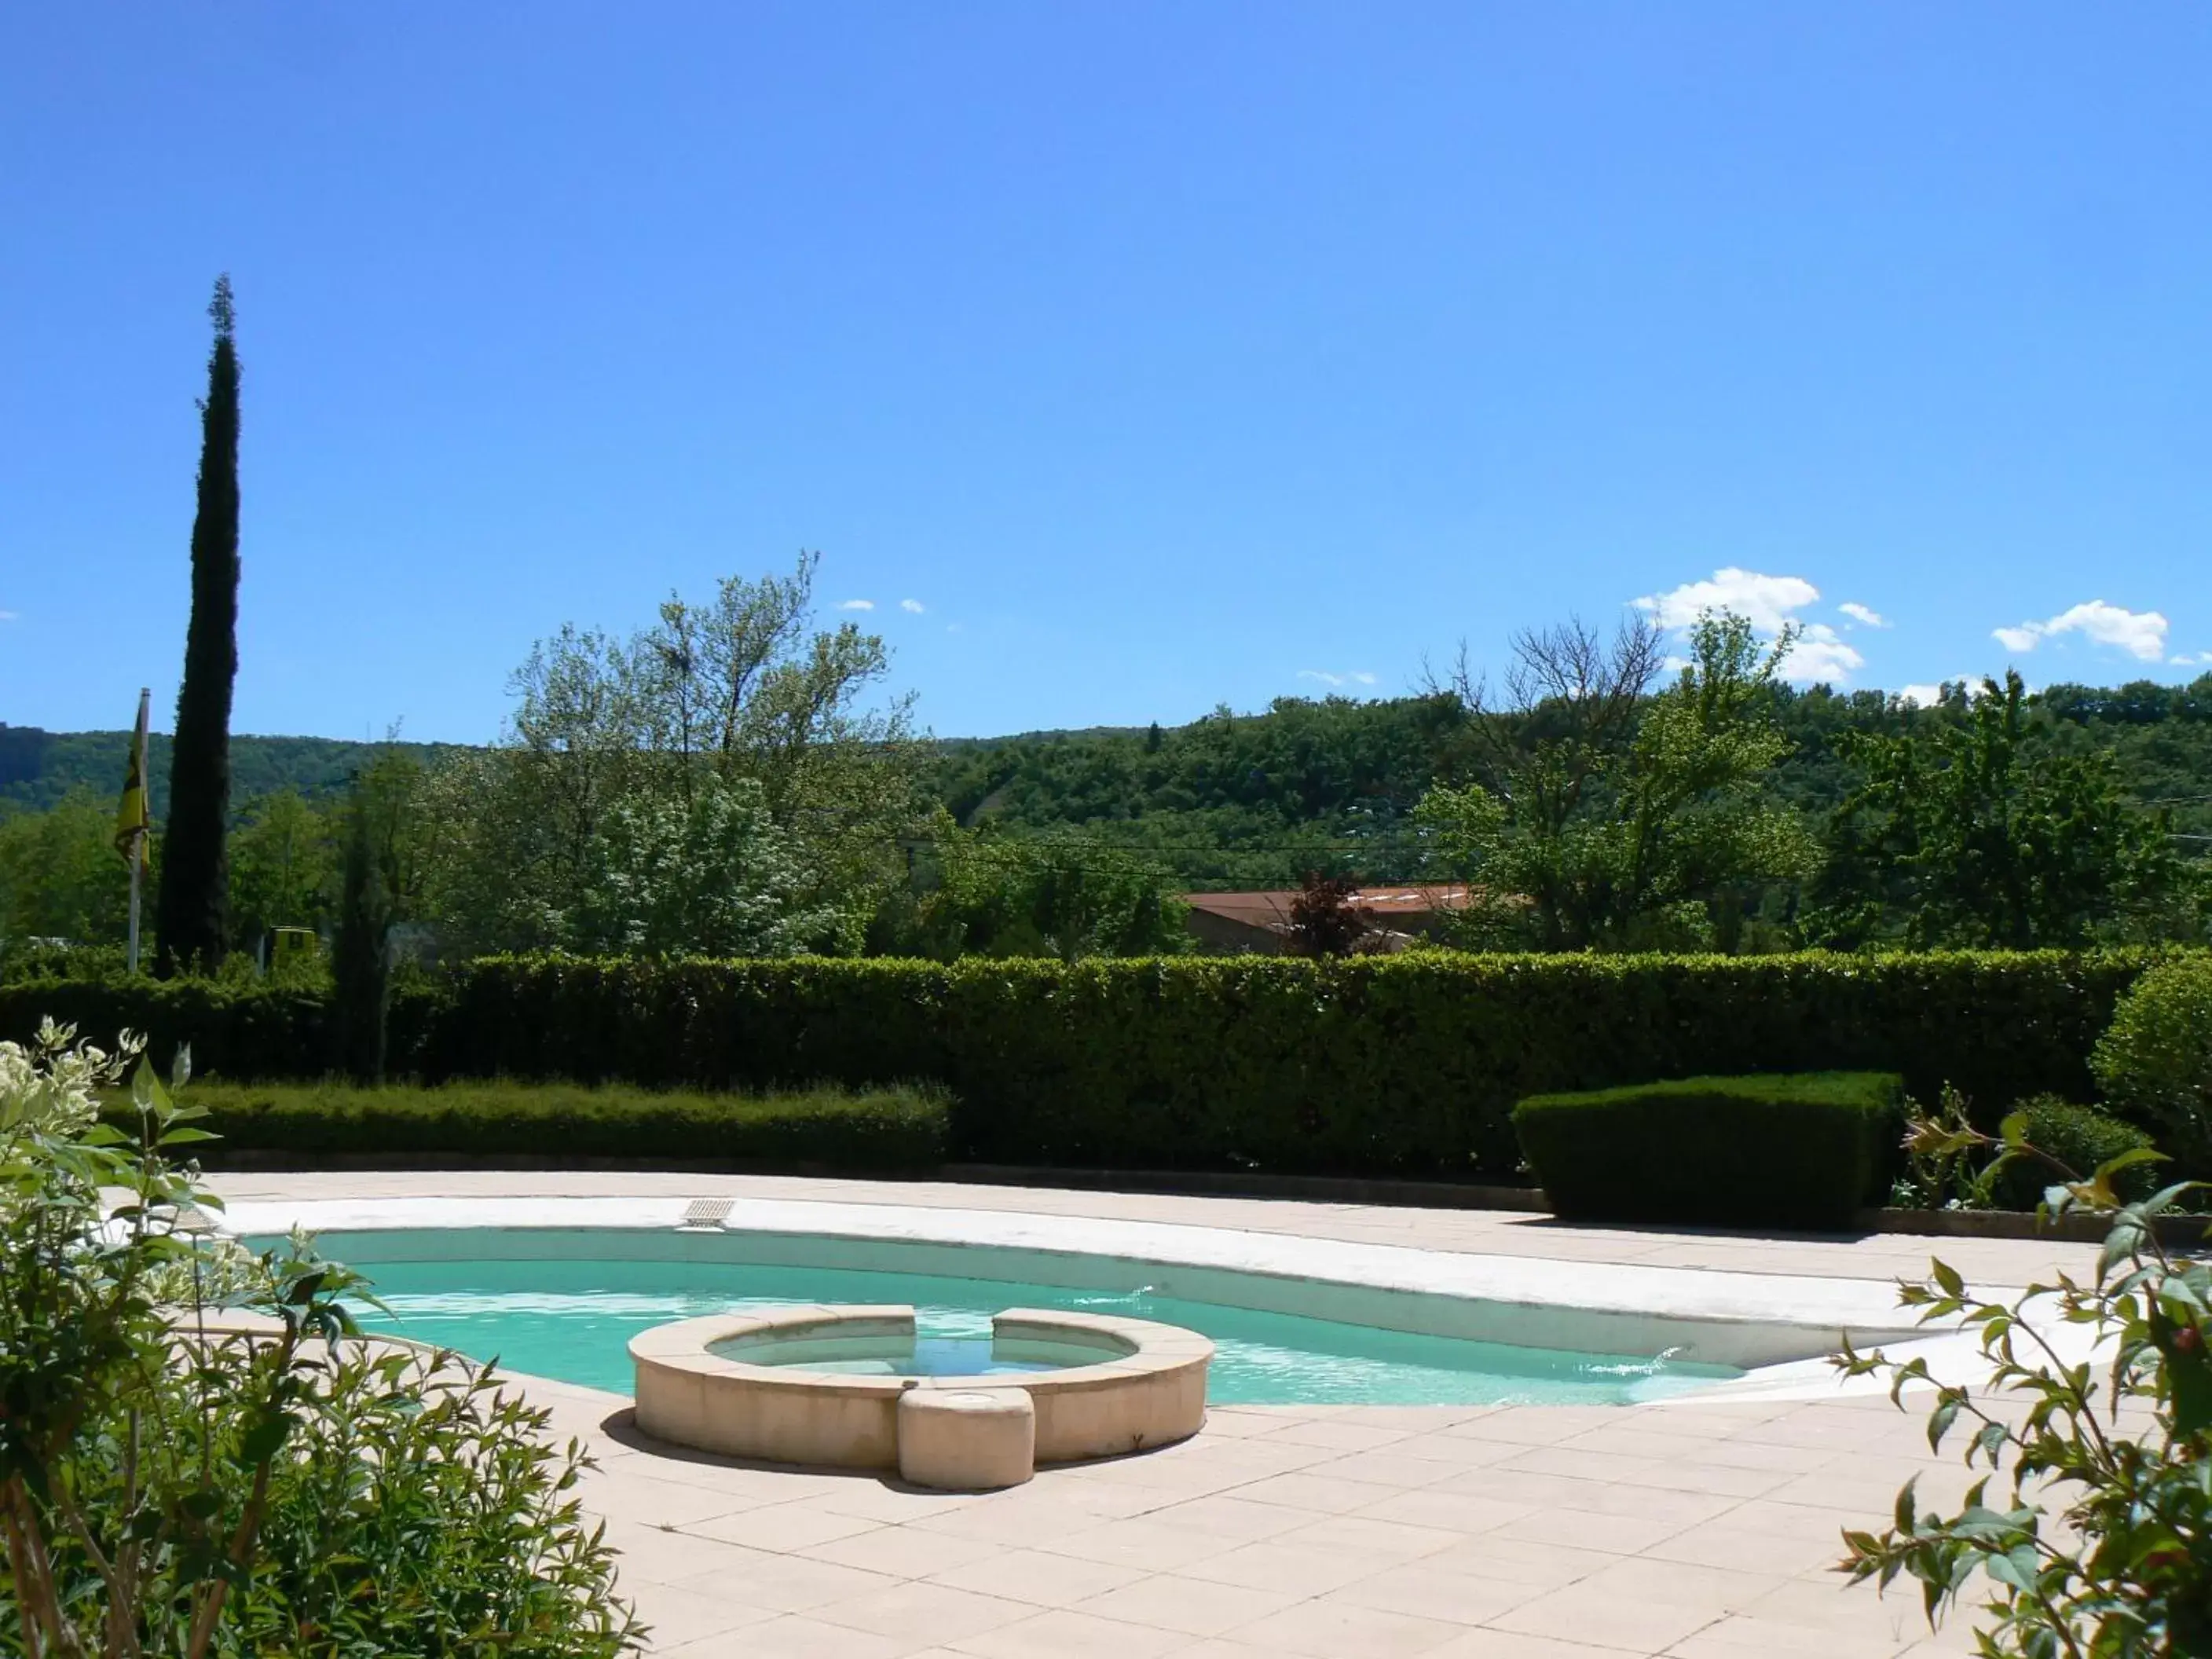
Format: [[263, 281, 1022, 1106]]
[[288, 1227, 1744, 1405]]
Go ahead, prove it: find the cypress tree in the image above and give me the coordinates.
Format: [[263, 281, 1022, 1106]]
[[331, 772, 394, 1084], [155, 276, 241, 976]]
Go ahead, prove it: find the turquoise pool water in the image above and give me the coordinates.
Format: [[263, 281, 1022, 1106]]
[[285, 1229, 1738, 1405], [718, 1334, 1074, 1378]]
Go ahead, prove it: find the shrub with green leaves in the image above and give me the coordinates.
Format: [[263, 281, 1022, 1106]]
[[0, 1022, 643, 1657], [1840, 1108, 2207, 1654], [1512, 1071, 1903, 1228], [1987, 1096, 2157, 1211], [1894, 1090, 2163, 1213], [0, 939, 130, 985], [2093, 954, 2212, 1170]]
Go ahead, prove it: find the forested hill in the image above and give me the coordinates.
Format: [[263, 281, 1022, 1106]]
[[929, 678, 2212, 888], [9, 672, 2211, 888], [0, 725, 462, 815]]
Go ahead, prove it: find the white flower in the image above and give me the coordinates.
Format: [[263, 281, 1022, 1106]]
[[0, 1020, 141, 1136]]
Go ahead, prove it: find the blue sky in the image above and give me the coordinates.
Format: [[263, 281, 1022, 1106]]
[[4, 3, 2210, 743]]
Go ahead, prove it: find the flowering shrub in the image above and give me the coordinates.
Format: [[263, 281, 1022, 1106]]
[[0, 1021, 642, 1657]]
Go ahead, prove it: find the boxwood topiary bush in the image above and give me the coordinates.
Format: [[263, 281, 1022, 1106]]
[[1512, 1071, 1905, 1229]]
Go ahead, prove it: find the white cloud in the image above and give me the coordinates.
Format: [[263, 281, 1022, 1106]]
[[1896, 676, 1990, 708], [1634, 567, 1864, 685], [1991, 599, 2168, 662], [899, 599, 925, 613], [1635, 567, 1821, 634], [2173, 651, 2212, 667], [1837, 602, 1889, 628], [1778, 623, 1865, 683], [0, 610, 16, 623], [837, 599, 875, 611], [1298, 669, 1379, 689]]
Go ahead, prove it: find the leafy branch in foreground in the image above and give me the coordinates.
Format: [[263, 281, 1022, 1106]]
[[0, 1020, 643, 1657], [1837, 1104, 2210, 1656]]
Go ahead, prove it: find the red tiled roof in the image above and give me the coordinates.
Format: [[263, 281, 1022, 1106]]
[[1181, 885, 1470, 925]]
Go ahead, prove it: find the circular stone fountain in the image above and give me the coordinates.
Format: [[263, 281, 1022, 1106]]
[[629, 1305, 1212, 1486]]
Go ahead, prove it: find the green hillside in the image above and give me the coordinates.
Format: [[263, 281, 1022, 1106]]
[[0, 725, 464, 816]]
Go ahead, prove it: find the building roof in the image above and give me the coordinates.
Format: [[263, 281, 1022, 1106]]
[[1180, 884, 1471, 926]]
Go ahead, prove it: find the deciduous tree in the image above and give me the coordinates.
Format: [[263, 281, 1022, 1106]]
[[419, 555, 923, 956], [1824, 669, 2187, 947], [227, 788, 337, 954], [572, 771, 839, 958], [0, 791, 135, 947], [1416, 611, 1814, 949], [892, 815, 1188, 960]]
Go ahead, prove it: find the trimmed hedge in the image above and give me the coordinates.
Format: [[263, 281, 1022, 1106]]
[[6, 949, 2181, 1179], [115, 1079, 948, 1170], [1512, 1071, 1904, 1229], [3, 976, 331, 1081]]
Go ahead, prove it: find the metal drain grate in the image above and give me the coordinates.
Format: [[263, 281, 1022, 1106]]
[[679, 1198, 733, 1229]]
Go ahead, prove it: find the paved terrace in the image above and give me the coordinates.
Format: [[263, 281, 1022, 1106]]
[[225, 1171, 2104, 1659]]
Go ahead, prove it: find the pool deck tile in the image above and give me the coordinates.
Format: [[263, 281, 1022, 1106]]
[[945, 1608, 1195, 1657], [925, 1546, 1152, 1607], [1075, 1573, 1306, 1637], [229, 1170, 2089, 1657]]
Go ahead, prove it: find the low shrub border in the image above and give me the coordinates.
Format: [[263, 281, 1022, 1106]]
[[12, 947, 2181, 1180], [1513, 1071, 1904, 1229], [112, 1079, 950, 1172]]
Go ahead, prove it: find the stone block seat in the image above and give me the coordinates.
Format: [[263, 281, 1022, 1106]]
[[897, 1386, 1036, 1490]]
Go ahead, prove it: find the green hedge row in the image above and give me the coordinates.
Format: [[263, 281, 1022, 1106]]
[[3, 978, 333, 1079], [1513, 1071, 1903, 1229], [6, 950, 2174, 1180], [109, 1079, 948, 1170]]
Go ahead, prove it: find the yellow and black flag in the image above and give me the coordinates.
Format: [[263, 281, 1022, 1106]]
[[115, 688, 151, 862]]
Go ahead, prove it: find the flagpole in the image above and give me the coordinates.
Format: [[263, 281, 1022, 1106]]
[[127, 830, 143, 973], [126, 687, 149, 975]]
